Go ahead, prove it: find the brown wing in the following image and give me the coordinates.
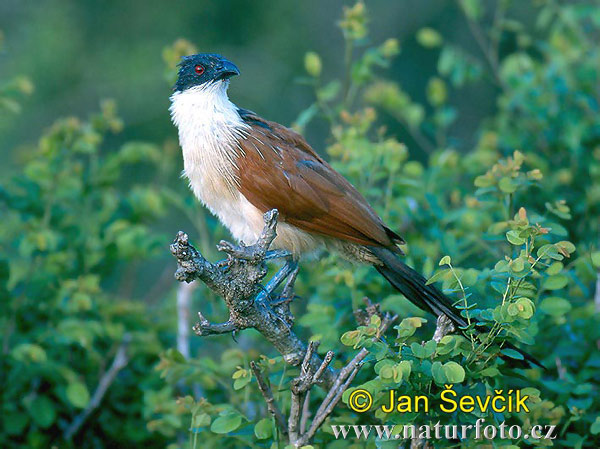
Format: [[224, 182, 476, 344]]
[[235, 109, 404, 249]]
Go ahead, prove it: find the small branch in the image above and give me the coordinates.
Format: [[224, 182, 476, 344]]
[[289, 341, 323, 443], [171, 210, 336, 388], [64, 334, 131, 440], [250, 361, 287, 436], [300, 390, 311, 435], [459, 3, 508, 90], [291, 303, 397, 447], [192, 314, 238, 336], [299, 355, 364, 446]]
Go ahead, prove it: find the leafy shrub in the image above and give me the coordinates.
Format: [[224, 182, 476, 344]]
[[0, 102, 176, 448], [156, 2, 599, 448], [2, 1, 600, 448]]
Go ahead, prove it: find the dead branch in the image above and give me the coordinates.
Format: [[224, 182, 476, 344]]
[[170, 209, 336, 388], [250, 361, 287, 436], [289, 300, 397, 447]]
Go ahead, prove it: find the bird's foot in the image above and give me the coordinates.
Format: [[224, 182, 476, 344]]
[[270, 265, 300, 306], [256, 258, 298, 302]]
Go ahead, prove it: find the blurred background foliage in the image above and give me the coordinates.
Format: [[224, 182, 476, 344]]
[[1, 0, 599, 448]]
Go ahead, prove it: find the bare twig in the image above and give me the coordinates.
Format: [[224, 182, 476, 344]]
[[300, 390, 311, 435], [250, 361, 287, 436], [291, 303, 397, 447], [459, 2, 508, 90], [64, 334, 131, 440]]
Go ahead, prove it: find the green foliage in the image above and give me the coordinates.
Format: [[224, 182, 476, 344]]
[[0, 31, 33, 115], [2, 1, 600, 448], [155, 1, 599, 447], [0, 101, 177, 447]]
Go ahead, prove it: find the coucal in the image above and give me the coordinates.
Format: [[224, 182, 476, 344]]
[[170, 53, 539, 367]]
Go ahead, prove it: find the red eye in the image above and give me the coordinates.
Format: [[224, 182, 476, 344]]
[[194, 64, 205, 75]]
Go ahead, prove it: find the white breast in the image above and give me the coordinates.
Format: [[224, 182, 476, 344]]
[[170, 82, 261, 244], [170, 81, 323, 255]]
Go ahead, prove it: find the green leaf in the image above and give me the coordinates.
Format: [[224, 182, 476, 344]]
[[29, 396, 56, 429], [537, 244, 562, 260], [426, 268, 450, 285], [410, 341, 436, 359], [192, 413, 211, 428], [165, 348, 186, 363], [254, 417, 272, 439], [501, 348, 524, 360], [233, 375, 251, 390], [379, 365, 394, 381], [210, 414, 242, 434], [427, 77, 447, 106], [11, 343, 47, 363], [317, 80, 341, 102], [436, 335, 457, 355], [410, 342, 426, 358], [304, 52, 322, 77], [591, 417, 600, 435], [506, 230, 526, 245], [416, 28, 443, 48], [461, 0, 482, 19], [546, 262, 563, 276], [442, 362, 465, 383], [66, 382, 90, 408], [431, 361, 446, 384], [542, 275, 569, 290], [341, 330, 360, 346], [591, 251, 600, 269], [439, 255, 451, 266], [397, 360, 412, 379], [479, 367, 500, 377], [539, 297, 572, 317], [515, 297, 535, 319], [499, 176, 517, 193], [3, 412, 28, 435]]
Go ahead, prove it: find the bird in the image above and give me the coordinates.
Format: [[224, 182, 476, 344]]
[[169, 53, 540, 368]]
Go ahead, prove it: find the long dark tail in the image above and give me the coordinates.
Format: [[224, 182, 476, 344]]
[[371, 247, 543, 369]]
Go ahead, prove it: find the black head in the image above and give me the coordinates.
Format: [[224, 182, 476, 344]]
[[174, 53, 240, 92]]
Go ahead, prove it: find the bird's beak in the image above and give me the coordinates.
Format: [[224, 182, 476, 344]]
[[216, 60, 240, 80]]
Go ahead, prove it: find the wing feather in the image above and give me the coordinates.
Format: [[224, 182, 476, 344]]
[[236, 110, 404, 248]]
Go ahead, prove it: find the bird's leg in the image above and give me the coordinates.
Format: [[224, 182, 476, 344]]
[[255, 257, 298, 303], [270, 265, 300, 306]]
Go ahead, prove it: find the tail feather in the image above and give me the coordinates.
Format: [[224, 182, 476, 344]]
[[370, 247, 543, 369]]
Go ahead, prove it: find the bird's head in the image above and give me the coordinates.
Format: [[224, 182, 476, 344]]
[[174, 53, 240, 92]]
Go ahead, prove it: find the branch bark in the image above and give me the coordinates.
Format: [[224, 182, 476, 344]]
[[170, 209, 336, 388], [291, 300, 397, 447]]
